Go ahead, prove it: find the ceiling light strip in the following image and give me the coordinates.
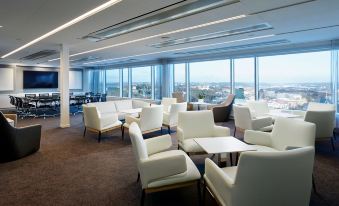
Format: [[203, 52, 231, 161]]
[[83, 34, 275, 65], [48, 14, 246, 62], [1, 0, 122, 58]]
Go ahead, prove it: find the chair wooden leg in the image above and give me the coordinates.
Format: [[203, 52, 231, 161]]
[[197, 180, 201, 206], [229, 153, 233, 166], [141, 189, 145, 206], [122, 127, 125, 140], [98, 131, 101, 143], [168, 125, 171, 134], [331, 136, 335, 151], [137, 172, 140, 183], [83, 127, 86, 137]]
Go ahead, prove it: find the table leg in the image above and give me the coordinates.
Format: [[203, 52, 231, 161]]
[[230, 153, 233, 166]]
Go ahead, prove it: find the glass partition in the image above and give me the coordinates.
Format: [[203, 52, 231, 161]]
[[234, 58, 255, 103], [132, 66, 152, 99], [105, 69, 120, 96]]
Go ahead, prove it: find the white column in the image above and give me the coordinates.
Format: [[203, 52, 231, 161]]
[[59, 44, 70, 128]]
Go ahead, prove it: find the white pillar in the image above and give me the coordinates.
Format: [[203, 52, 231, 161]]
[[60, 44, 70, 128]]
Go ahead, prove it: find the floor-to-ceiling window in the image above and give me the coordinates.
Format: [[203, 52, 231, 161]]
[[173, 63, 186, 93], [259, 51, 332, 110], [234, 58, 255, 103], [122, 68, 129, 97], [105, 69, 120, 96], [154, 65, 162, 100], [189, 59, 230, 103], [132, 66, 152, 99]]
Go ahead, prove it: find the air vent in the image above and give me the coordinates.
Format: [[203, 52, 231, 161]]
[[82, 0, 240, 41], [90, 58, 138, 66], [174, 39, 290, 55], [71, 56, 101, 63], [20, 50, 58, 61], [149, 23, 273, 48]]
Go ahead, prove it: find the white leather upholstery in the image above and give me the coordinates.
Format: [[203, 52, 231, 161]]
[[247, 100, 270, 118], [307, 102, 335, 111], [233, 105, 273, 132], [163, 102, 187, 127], [124, 105, 164, 133], [161, 98, 177, 112], [82, 105, 122, 131], [128, 123, 200, 189], [204, 147, 315, 206], [177, 111, 230, 153], [305, 110, 336, 140], [244, 117, 316, 151]]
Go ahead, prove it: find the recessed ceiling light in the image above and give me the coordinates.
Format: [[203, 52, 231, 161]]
[[1, 0, 122, 59], [48, 14, 246, 62], [0, 26, 3, 28], [83, 34, 275, 65]]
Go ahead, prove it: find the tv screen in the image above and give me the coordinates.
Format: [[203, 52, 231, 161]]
[[23, 71, 58, 89]]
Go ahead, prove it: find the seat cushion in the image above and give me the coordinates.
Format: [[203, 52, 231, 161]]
[[147, 150, 201, 188], [251, 145, 279, 152], [180, 139, 205, 153], [115, 100, 133, 111]]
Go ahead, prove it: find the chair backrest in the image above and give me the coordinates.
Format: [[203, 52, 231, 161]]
[[128, 122, 149, 162], [247, 100, 269, 117], [178, 110, 215, 139], [233, 105, 253, 130], [172, 92, 185, 103], [25, 93, 36, 98], [39, 93, 49, 97], [233, 147, 314, 206], [82, 105, 100, 130], [139, 105, 163, 131], [52, 93, 60, 98], [168, 102, 187, 125], [222, 94, 235, 106], [271, 117, 316, 150], [304, 110, 335, 139], [307, 102, 335, 111], [161, 98, 177, 112]]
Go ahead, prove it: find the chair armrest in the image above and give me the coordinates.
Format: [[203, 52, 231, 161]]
[[125, 115, 140, 126], [140, 154, 187, 185], [244, 130, 272, 147], [4, 114, 17, 126], [177, 127, 185, 143], [145, 134, 173, 155], [15, 124, 41, 156], [213, 126, 230, 137], [252, 117, 273, 130], [204, 158, 234, 188], [289, 110, 306, 118]]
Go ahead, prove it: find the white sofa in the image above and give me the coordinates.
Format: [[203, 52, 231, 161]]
[[87, 99, 150, 120]]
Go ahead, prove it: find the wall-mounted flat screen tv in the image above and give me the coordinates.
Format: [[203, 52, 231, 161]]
[[23, 71, 58, 89]]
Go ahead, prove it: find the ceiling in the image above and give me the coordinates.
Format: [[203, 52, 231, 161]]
[[0, 0, 338, 67]]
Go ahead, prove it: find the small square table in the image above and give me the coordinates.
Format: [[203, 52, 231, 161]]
[[265, 111, 300, 118], [194, 136, 256, 166]]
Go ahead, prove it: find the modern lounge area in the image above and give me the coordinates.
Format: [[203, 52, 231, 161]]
[[1, 1, 339, 206]]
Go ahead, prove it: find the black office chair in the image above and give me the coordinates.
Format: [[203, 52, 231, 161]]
[[25, 94, 37, 98], [0, 112, 41, 163]]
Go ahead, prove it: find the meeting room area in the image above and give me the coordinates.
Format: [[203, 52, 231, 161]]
[[1, 1, 339, 206]]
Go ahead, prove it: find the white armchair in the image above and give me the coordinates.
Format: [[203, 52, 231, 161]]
[[304, 110, 336, 151], [161, 97, 177, 112], [233, 105, 273, 137], [122, 105, 163, 139], [247, 100, 270, 118], [204, 146, 315, 206], [163, 102, 187, 134], [177, 111, 230, 154], [82, 105, 122, 142], [244, 117, 316, 152], [128, 122, 201, 206]]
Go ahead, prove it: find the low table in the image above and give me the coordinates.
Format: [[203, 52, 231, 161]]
[[119, 108, 142, 115], [190, 102, 211, 110], [194, 137, 256, 166], [265, 111, 300, 118]]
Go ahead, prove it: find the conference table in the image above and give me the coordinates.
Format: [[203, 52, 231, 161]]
[[194, 137, 256, 166]]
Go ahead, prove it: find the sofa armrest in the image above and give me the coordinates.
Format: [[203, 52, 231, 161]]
[[213, 126, 230, 137], [140, 154, 187, 186], [145, 134, 173, 155], [244, 130, 272, 147], [125, 115, 140, 126], [177, 127, 185, 143], [204, 158, 234, 189], [15, 124, 41, 157], [252, 117, 273, 130]]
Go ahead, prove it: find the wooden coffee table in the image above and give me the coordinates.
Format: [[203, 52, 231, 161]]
[[194, 136, 256, 166]]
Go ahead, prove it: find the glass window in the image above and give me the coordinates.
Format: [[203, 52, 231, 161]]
[[105, 69, 120, 96], [259, 51, 332, 110], [234, 58, 255, 103], [154, 65, 162, 100], [122, 68, 129, 97], [189, 59, 231, 103], [132, 66, 152, 99], [174, 63, 186, 93]]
